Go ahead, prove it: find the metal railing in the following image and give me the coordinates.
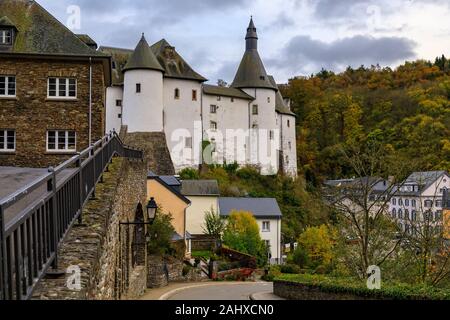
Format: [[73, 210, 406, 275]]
[[0, 132, 143, 300]]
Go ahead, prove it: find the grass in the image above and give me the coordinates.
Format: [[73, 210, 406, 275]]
[[191, 250, 212, 260], [275, 274, 450, 300]]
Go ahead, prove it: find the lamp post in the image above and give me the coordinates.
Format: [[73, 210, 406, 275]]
[[119, 198, 158, 234]]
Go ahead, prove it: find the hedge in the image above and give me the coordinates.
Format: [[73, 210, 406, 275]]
[[275, 274, 450, 300]]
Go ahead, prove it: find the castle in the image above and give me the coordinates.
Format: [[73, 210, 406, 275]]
[[101, 18, 298, 177]]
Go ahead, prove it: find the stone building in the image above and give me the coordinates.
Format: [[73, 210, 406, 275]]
[[0, 0, 111, 168]]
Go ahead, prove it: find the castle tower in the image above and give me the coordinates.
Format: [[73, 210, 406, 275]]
[[231, 18, 279, 174], [122, 34, 165, 132]]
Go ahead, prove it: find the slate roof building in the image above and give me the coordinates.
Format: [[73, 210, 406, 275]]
[[219, 197, 283, 264], [102, 18, 298, 177], [0, 0, 111, 168]]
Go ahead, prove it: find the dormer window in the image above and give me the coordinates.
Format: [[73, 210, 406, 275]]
[[0, 29, 12, 45]]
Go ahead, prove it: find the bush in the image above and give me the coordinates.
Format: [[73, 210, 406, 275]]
[[314, 265, 328, 275], [280, 264, 302, 274], [179, 168, 200, 180], [147, 212, 176, 256], [292, 247, 310, 268], [182, 265, 192, 277]]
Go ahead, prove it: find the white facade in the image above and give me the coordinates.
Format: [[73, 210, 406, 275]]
[[105, 86, 123, 133], [256, 217, 282, 264], [185, 195, 219, 235], [277, 113, 298, 177], [122, 69, 164, 133]]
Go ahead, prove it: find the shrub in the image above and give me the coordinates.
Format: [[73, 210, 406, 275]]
[[314, 265, 328, 275], [292, 246, 310, 268], [179, 168, 199, 180], [280, 264, 302, 274], [182, 265, 192, 277], [147, 212, 176, 256]]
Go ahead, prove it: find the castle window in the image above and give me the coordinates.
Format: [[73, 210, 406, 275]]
[[136, 83, 141, 93], [269, 130, 274, 140], [231, 97, 234, 103], [47, 130, 76, 152], [174, 88, 180, 99], [267, 97, 271, 103], [210, 105, 217, 114], [0, 130, 15, 152], [0, 76, 15, 97], [48, 78, 77, 99], [210, 121, 218, 131], [116, 99, 122, 107], [252, 105, 259, 115], [287, 120, 291, 127], [192, 90, 197, 101], [118, 114, 122, 119], [288, 141, 292, 150], [185, 137, 193, 148], [0, 29, 12, 45]]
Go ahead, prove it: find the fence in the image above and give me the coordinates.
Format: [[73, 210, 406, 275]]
[[0, 132, 143, 300]]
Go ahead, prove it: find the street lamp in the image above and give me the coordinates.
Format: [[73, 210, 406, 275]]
[[146, 197, 158, 224]]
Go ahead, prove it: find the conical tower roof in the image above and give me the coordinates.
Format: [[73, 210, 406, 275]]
[[123, 34, 164, 73], [231, 18, 277, 90]]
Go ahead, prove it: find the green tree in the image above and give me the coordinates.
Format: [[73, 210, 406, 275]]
[[202, 208, 226, 240], [223, 210, 268, 266], [147, 212, 176, 256]]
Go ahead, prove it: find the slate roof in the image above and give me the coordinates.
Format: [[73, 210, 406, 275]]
[[147, 172, 190, 205], [98, 46, 133, 85], [219, 197, 282, 218], [231, 19, 277, 90], [0, 0, 106, 57], [181, 180, 220, 196], [202, 84, 254, 100], [405, 171, 448, 187], [151, 39, 207, 82], [268, 76, 296, 116], [76, 34, 98, 49], [122, 34, 165, 73], [0, 15, 16, 28]]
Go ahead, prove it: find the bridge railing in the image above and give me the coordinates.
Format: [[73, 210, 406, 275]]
[[0, 132, 143, 300]]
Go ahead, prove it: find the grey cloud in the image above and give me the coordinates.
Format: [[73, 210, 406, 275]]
[[268, 34, 417, 75]]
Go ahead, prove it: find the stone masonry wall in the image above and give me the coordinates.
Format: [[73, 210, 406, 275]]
[[32, 155, 148, 300], [0, 57, 105, 168]]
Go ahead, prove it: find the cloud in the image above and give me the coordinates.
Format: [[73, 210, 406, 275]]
[[268, 34, 417, 75]]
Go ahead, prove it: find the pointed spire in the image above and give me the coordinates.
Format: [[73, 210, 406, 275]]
[[123, 33, 164, 73], [246, 16, 258, 50]]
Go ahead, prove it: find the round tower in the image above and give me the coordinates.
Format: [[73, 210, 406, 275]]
[[122, 34, 165, 132]]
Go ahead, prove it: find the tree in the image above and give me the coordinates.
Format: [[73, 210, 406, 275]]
[[147, 211, 176, 256], [202, 208, 226, 240], [223, 210, 268, 266], [297, 225, 336, 269]]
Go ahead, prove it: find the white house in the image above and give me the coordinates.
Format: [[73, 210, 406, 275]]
[[390, 171, 450, 235], [181, 180, 220, 236], [218, 197, 283, 265], [101, 18, 297, 177]]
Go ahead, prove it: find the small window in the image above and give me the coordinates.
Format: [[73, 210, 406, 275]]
[[267, 97, 271, 103], [47, 130, 76, 152], [262, 221, 270, 232], [0, 76, 15, 97], [269, 130, 274, 140], [192, 90, 197, 101], [136, 83, 141, 93], [405, 199, 409, 207], [231, 97, 234, 103], [210, 105, 217, 114], [392, 198, 397, 206], [217, 96, 221, 101], [174, 88, 180, 99], [287, 120, 291, 128], [411, 199, 416, 207], [112, 61, 116, 69], [48, 78, 77, 98], [210, 121, 217, 131], [252, 105, 259, 115], [398, 209, 403, 220], [392, 208, 397, 218], [0, 29, 12, 45], [116, 99, 122, 107], [399, 199, 403, 206], [288, 141, 292, 150], [118, 114, 122, 119], [260, 76, 265, 81], [185, 137, 193, 148], [404, 209, 409, 220], [0, 130, 15, 152], [435, 200, 442, 208], [412, 210, 417, 221], [424, 200, 433, 208]]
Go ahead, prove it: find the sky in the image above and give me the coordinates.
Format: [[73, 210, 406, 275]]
[[39, 0, 450, 84]]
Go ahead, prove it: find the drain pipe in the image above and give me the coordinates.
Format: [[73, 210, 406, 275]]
[[89, 57, 93, 146]]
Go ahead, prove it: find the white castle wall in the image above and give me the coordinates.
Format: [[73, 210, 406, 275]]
[[202, 94, 250, 166], [163, 78, 202, 172], [278, 113, 298, 177], [242, 88, 278, 175], [122, 69, 164, 132], [105, 86, 123, 134]]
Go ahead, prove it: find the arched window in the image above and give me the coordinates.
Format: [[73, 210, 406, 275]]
[[404, 209, 409, 220], [392, 208, 397, 218], [398, 209, 403, 220]]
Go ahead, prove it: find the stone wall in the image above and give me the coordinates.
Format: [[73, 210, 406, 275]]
[[273, 281, 373, 300], [32, 155, 148, 300], [0, 57, 105, 168]]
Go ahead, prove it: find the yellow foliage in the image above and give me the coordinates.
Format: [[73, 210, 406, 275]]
[[298, 225, 336, 267]]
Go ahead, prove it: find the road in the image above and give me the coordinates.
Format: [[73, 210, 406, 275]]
[[165, 282, 274, 300]]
